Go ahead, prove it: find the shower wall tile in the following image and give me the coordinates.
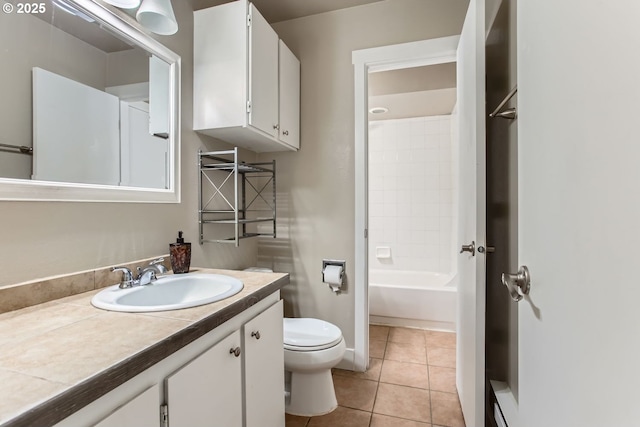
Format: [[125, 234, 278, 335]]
[[369, 116, 455, 275]]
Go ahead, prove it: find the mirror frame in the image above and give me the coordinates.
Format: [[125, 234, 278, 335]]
[[0, 0, 181, 203]]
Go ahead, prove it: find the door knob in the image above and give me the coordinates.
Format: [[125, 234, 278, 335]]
[[460, 241, 475, 256], [477, 245, 495, 254], [229, 347, 241, 357], [251, 331, 261, 340], [501, 266, 531, 302]]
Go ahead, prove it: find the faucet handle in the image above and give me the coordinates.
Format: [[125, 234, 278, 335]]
[[112, 267, 134, 289], [149, 258, 168, 273]]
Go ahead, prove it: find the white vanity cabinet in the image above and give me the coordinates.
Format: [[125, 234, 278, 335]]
[[193, 0, 300, 152], [166, 300, 284, 427], [55, 294, 284, 427], [93, 384, 160, 427]]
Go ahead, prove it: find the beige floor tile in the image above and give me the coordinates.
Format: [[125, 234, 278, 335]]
[[285, 412, 310, 427], [307, 406, 371, 427], [334, 358, 383, 381], [373, 383, 431, 423], [370, 325, 391, 341], [380, 360, 429, 389], [389, 327, 426, 345], [426, 347, 456, 368], [370, 413, 431, 426], [425, 331, 456, 349], [429, 366, 456, 393], [333, 375, 378, 411], [370, 340, 387, 359], [431, 391, 465, 427], [385, 341, 428, 364]]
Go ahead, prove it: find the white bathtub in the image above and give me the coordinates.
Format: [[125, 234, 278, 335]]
[[369, 270, 457, 331]]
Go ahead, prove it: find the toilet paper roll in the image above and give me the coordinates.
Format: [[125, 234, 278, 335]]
[[323, 265, 343, 286]]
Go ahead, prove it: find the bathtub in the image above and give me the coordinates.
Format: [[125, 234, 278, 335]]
[[369, 270, 457, 331]]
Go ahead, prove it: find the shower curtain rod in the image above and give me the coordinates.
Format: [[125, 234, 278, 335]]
[[489, 85, 518, 119], [0, 142, 33, 155]]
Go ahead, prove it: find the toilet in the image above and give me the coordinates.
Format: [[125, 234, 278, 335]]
[[283, 318, 346, 416]]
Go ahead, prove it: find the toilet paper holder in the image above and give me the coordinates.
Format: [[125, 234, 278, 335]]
[[322, 259, 345, 278], [322, 259, 345, 294]]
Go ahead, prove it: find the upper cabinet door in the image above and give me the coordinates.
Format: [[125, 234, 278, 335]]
[[248, 4, 279, 138], [278, 41, 300, 150]]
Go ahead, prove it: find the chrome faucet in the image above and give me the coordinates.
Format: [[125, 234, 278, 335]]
[[112, 258, 168, 289]]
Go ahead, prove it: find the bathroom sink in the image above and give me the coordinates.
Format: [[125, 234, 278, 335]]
[[91, 273, 244, 312]]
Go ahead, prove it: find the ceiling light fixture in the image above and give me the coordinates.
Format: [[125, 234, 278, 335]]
[[369, 107, 389, 114], [136, 0, 178, 35]]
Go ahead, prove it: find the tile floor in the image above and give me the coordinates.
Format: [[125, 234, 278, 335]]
[[285, 325, 465, 427]]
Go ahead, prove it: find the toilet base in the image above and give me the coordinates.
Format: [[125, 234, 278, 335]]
[[285, 370, 338, 417]]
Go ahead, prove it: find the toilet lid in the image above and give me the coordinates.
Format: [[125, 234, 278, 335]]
[[283, 318, 343, 351]]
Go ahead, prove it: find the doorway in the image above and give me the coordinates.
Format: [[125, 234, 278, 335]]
[[353, 36, 460, 372]]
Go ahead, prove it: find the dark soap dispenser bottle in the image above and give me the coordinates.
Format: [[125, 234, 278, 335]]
[[170, 231, 191, 274]]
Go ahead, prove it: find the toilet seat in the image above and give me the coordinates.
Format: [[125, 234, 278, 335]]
[[284, 318, 343, 351]]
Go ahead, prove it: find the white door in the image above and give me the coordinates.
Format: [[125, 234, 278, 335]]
[[166, 331, 243, 427], [456, 0, 485, 425], [248, 3, 278, 137], [517, 1, 640, 426]]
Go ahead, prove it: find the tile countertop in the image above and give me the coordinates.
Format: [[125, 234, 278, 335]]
[[0, 268, 289, 427]]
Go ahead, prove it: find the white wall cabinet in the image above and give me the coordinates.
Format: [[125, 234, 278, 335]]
[[55, 294, 284, 427], [193, 0, 300, 152]]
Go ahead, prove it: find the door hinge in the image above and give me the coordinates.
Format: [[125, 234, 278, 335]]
[[247, 101, 251, 113], [247, 14, 251, 27], [364, 228, 368, 238], [160, 404, 168, 427]]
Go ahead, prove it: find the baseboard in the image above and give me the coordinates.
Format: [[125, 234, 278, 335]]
[[370, 315, 455, 332], [335, 348, 359, 371]]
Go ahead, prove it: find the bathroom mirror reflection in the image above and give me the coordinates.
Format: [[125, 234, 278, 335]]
[[0, 0, 180, 202]]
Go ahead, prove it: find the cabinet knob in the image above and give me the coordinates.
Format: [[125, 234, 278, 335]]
[[229, 347, 241, 357], [273, 124, 280, 130], [251, 331, 261, 340], [282, 130, 289, 136]]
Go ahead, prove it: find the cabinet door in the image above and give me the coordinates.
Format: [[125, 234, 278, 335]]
[[93, 384, 160, 427], [166, 331, 242, 427], [243, 300, 284, 427], [278, 41, 300, 150], [248, 3, 279, 138]]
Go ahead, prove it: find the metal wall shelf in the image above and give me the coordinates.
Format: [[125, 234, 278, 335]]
[[198, 148, 276, 246]]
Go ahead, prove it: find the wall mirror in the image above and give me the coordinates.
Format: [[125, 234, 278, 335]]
[[0, 0, 180, 202]]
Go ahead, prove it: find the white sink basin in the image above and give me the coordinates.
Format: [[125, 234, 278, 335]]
[[91, 273, 244, 312]]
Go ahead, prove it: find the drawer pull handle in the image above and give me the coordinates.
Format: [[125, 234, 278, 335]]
[[230, 347, 241, 357]]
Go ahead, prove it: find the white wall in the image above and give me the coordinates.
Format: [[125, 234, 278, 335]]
[[368, 115, 455, 274]]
